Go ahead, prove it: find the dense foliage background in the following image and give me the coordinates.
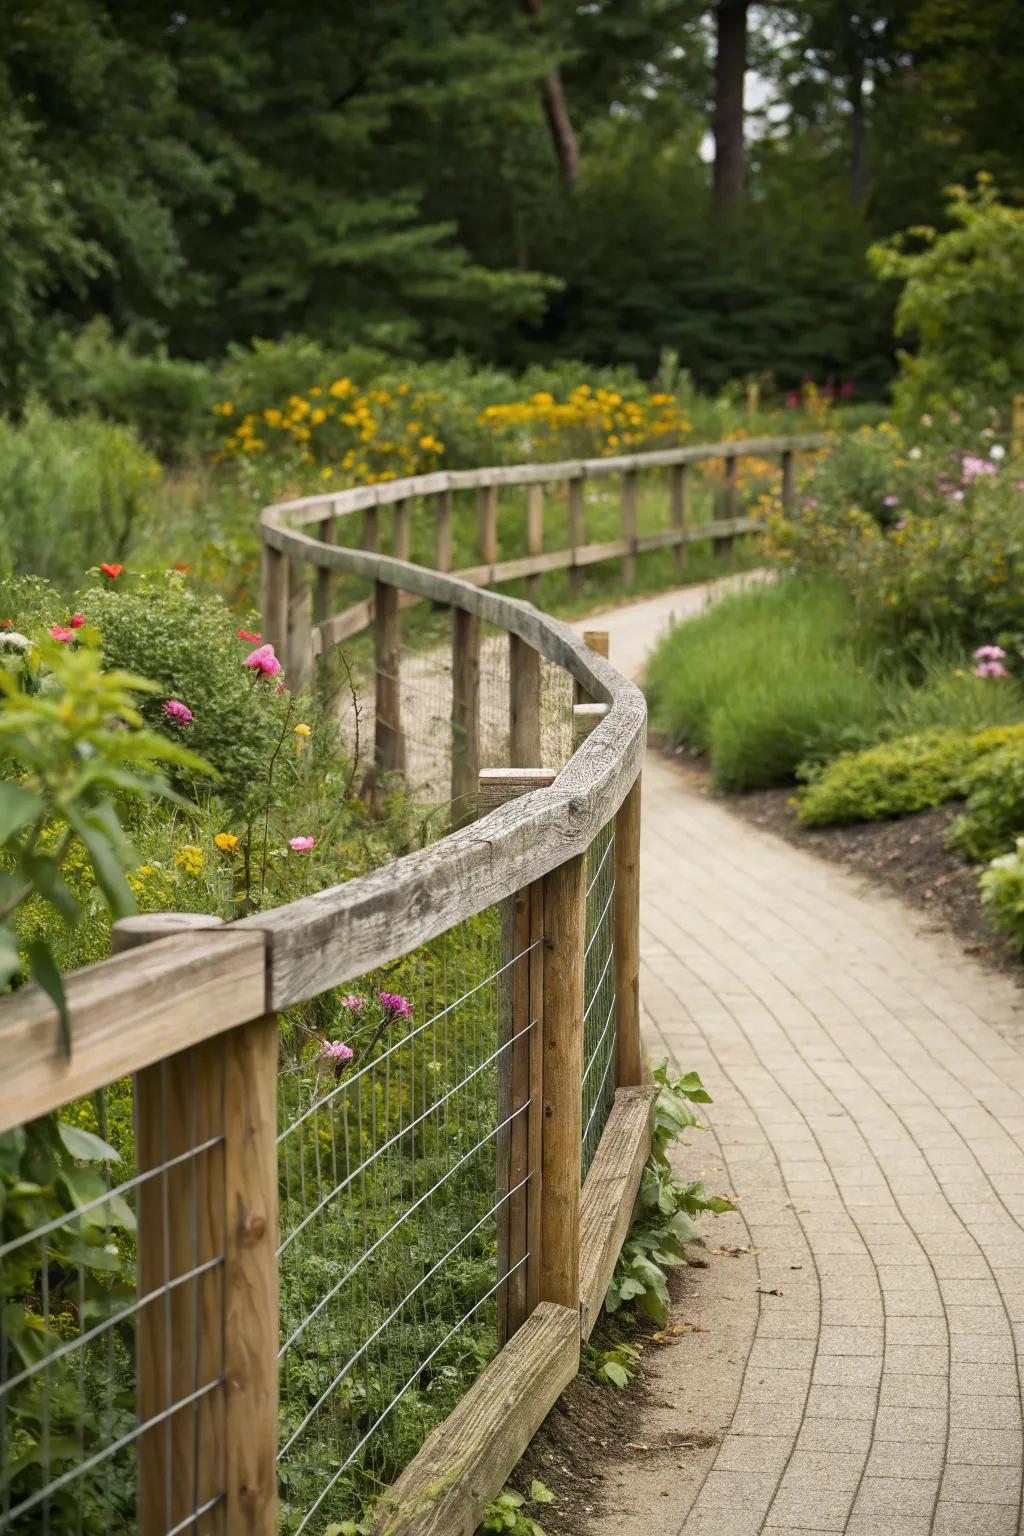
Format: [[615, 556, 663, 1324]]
[[2, 0, 1021, 410]]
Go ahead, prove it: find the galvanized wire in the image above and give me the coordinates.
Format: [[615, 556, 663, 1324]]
[[0, 1054, 226, 1536], [581, 822, 617, 1175], [276, 906, 531, 1532]]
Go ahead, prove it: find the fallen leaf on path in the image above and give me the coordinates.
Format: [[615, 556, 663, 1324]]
[[625, 1443, 649, 1452], [756, 1285, 783, 1296], [710, 1245, 757, 1257]]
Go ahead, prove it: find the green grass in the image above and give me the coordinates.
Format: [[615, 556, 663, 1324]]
[[646, 578, 885, 789]]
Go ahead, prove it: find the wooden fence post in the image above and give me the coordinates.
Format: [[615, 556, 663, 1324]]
[[539, 852, 586, 1311], [261, 542, 288, 658], [567, 478, 586, 598], [393, 498, 412, 563], [374, 579, 405, 778], [435, 488, 453, 574], [781, 448, 795, 512], [572, 702, 608, 749], [526, 484, 544, 600], [313, 509, 334, 633], [715, 455, 737, 560], [116, 915, 226, 1536], [363, 505, 380, 555], [478, 770, 557, 1342], [509, 633, 542, 767], [451, 606, 481, 828], [620, 471, 638, 585], [670, 464, 688, 577], [115, 914, 278, 1536], [478, 485, 498, 569], [286, 562, 313, 692], [614, 775, 643, 1088], [575, 629, 608, 707]]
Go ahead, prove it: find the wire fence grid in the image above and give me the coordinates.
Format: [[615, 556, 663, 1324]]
[[0, 1051, 226, 1536], [581, 821, 617, 1177], [276, 903, 528, 1533]]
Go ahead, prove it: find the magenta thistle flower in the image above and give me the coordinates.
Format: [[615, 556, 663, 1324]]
[[322, 1040, 354, 1062], [882, 494, 900, 507], [243, 642, 283, 677], [164, 698, 194, 725], [69, 613, 85, 629], [340, 995, 365, 1013], [975, 660, 1009, 679], [50, 625, 74, 643], [379, 992, 413, 1019], [289, 835, 316, 852], [973, 645, 1007, 661]]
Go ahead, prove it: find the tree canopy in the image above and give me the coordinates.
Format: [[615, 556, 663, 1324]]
[[0, 0, 1017, 405]]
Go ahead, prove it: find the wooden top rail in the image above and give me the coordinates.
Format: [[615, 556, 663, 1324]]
[[264, 431, 828, 529]]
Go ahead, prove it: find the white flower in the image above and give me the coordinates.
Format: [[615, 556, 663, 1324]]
[[908, 446, 922, 460], [0, 632, 31, 651], [990, 444, 1006, 461]]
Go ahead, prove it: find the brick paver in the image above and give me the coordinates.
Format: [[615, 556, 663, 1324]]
[[574, 592, 1024, 1536]]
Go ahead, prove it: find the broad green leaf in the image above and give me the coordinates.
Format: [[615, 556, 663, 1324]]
[[26, 941, 71, 1057], [529, 1480, 555, 1505], [0, 781, 43, 842], [601, 1360, 630, 1388], [61, 1239, 123, 1273], [58, 1122, 120, 1163]]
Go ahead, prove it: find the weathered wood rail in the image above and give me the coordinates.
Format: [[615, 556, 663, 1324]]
[[0, 430, 823, 1536]]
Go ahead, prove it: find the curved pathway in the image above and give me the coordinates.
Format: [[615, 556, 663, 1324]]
[[573, 586, 1024, 1536]]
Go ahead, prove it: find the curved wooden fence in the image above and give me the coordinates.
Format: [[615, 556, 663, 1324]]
[[0, 431, 823, 1536]]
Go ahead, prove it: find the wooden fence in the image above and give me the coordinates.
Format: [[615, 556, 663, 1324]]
[[0, 431, 823, 1536]]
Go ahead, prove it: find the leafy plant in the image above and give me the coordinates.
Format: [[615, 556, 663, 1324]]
[[980, 838, 1024, 949], [0, 630, 208, 1046], [606, 1065, 732, 1326], [479, 1480, 555, 1536], [952, 743, 1024, 861], [588, 1340, 643, 1389]]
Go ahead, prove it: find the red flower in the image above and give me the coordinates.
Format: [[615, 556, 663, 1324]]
[[0, 619, 11, 630], [100, 563, 123, 579], [237, 629, 262, 642], [172, 562, 192, 573]]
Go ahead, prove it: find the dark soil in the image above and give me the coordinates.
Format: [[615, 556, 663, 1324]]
[[656, 746, 1022, 980], [507, 1270, 712, 1536]]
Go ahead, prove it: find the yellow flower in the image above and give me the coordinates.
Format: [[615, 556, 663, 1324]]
[[174, 845, 204, 877], [214, 832, 240, 852], [294, 723, 311, 737]]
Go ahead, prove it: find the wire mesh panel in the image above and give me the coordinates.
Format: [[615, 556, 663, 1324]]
[[581, 821, 617, 1176], [276, 905, 533, 1532], [0, 1050, 226, 1535]]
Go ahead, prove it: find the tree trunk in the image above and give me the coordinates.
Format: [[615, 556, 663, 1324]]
[[848, 58, 869, 209], [521, 0, 580, 190], [713, 0, 748, 215]]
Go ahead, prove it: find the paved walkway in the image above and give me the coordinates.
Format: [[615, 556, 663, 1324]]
[[572, 588, 1024, 1536]]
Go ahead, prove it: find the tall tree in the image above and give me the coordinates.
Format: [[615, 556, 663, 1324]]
[[520, 0, 580, 188], [713, 0, 749, 213]]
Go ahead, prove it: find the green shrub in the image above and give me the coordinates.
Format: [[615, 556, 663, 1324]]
[[80, 573, 287, 807], [797, 725, 1024, 828], [46, 320, 216, 461], [0, 406, 159, 591], [646, 578, 885, 790], [980, 840, 1024, 950], [951, 744, 1024, 861]]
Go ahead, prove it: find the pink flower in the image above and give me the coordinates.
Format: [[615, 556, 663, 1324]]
[[894, 519, 908, 531], [840, 381, 855, 400], [289, 836, 316, 852], [321, 1040, 354, 1063], [243, 643, 282, 677], [340, 996, 365, 1013], [164, 698, 194, 725], [801, 497, 819, 509], [379, 992, 413, 1019], [50, 626, 74, 643], [961, 454, 997, 481], [785, 390, 800, 409], [973, 645, 1007, 661], [975, 660, 1009, 679], [69, 613, 85, 629], [883, 494, 900, 507]]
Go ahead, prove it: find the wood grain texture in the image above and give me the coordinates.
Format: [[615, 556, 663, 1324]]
[[576, 630, 608, 705], [567, 477, 586, 597], [370, 1302, 579, 1536], [476, 769, 557, 818], [572, 702, 608, 747], [260, 543, 288, 656], [435, 488, 453, 574], [540, 852, 585, 1310], [286, 561, 313, 690], [0, 929, 267, 1132], [620, 469, 638, 585], [714, 456, 738, 559], [526, 483, 544, 601], [116, 916, 227, 1536], [375, 579, 405, 778], [508, 632, 542, 770], [613, 775, 643, 1088], [477, 484, 498, 565], [451, 607, 481, 829], [223, 1014, 279, 1534], [578, 1086, 658, 1339], [313, 514, 334, 628]]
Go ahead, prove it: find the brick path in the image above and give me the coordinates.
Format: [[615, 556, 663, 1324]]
[[574, 590, 1024, 1536]]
